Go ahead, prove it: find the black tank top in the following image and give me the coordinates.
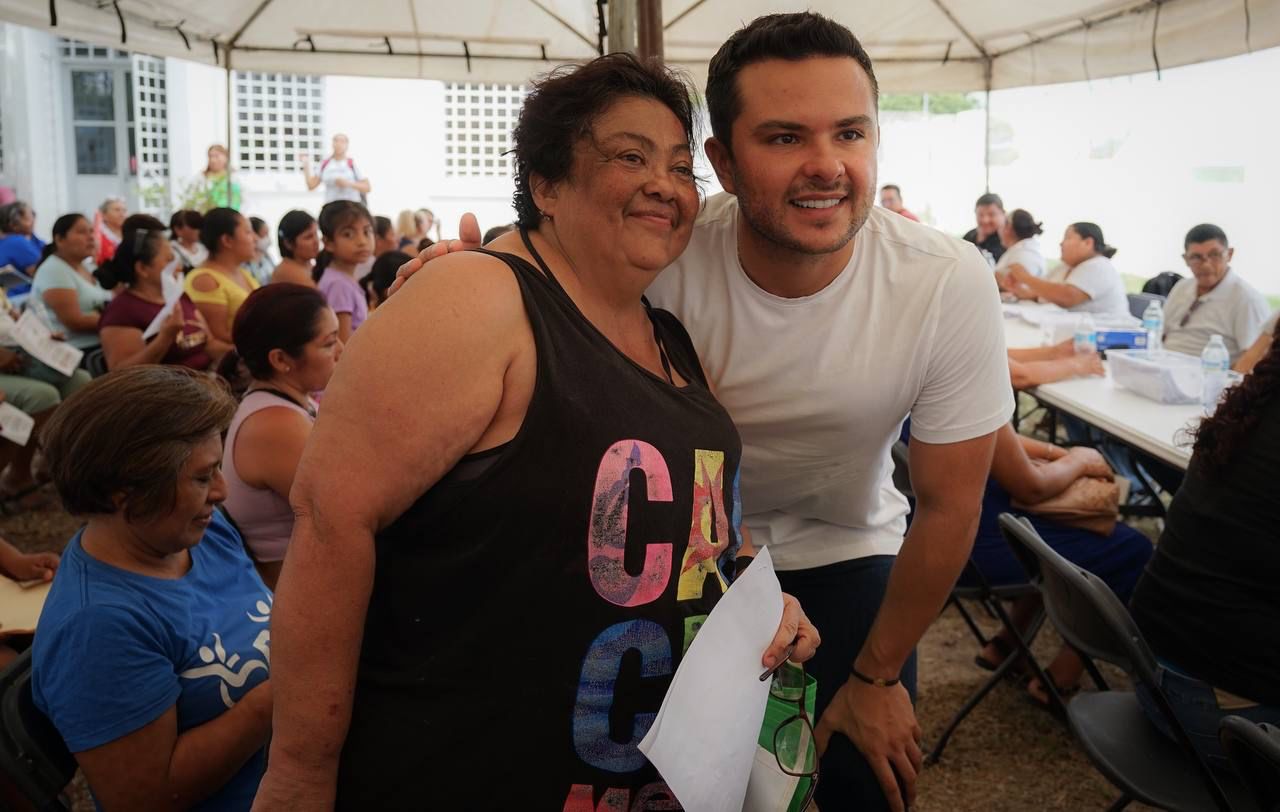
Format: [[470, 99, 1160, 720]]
[[336, 233, 744, 809]]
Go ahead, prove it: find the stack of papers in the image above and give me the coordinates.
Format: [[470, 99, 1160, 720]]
[[639, 547, 783, 812]]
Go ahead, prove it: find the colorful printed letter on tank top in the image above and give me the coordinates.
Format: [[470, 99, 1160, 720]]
[[335, 243, 744, 810]]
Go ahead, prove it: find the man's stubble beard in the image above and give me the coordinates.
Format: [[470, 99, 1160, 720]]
[[732, 168, 877, 258]]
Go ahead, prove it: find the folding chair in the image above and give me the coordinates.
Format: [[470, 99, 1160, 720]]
[[892, 442, 1056, 762], [0, 650, 76, 811], [1127, 292, 1166, 320], [999, 513, 1256, 812], [1219, 717, 1280, 812], [926, 560, 1050, 764]]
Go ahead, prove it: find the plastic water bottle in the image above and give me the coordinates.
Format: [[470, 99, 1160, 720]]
[[1200, 334, 1231, 415], [1142, 300, 1164, 353], [1073, 314, 1097, 355]]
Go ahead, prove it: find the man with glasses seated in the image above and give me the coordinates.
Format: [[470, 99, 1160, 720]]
[[1162, 224, 1270, 364]]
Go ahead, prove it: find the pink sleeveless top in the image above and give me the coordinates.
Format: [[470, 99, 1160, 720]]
[[222, 390, 315, 563]]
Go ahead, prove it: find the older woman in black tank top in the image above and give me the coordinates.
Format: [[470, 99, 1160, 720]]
[[256, 55, 818, 810]]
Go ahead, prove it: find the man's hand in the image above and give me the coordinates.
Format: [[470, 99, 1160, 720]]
[[814, 678, 923, 812], [389, 213, 483, 296]]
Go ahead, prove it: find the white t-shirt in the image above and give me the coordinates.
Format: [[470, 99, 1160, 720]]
[[1047, 255, 1129, 316], [646, 194, 1014, 571], [319, 156, 364, 204], [994, 237, 1045, 277], [1162, 270, 1272, 364]]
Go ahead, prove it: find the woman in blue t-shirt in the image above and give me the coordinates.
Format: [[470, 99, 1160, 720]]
[[32, 366, 272, 811], [0, 201, 45, 274]]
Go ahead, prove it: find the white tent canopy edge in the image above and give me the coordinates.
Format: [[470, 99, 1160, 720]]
[[2, 0, 1277, 93]]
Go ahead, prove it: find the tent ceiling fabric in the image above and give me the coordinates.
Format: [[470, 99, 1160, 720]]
[[2, 0, 1277, 91]]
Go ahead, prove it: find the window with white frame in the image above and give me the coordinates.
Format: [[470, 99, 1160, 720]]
[[234, 72, 324, 173], [443, 83, 525, 178], [60, 39, 130, 60], [0, 94, 5, 176], [131, 54, 169, 211]]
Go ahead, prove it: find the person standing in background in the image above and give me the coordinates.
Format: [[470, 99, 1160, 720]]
[[963, 192, 1006, 265], [180, 145, 242, 213], [301, 134, 371, 205], [878, 185, 919, 222]]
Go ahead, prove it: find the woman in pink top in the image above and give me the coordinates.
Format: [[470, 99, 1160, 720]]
[[219, 284, 343, 588]]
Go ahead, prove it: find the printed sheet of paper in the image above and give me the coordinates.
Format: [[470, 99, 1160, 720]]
[[0, 402, 35, 447], [638, 547, 783, 812], [0, 576, 52, 633], [14, 310, 83, 377], [143, 271, 186, 340]]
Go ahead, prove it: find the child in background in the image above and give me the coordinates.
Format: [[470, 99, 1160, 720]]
[[313, 201, 373, 343], [362, 250, 409, 312]]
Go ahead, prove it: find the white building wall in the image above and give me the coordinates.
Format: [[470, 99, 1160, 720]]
[[170, 68, 517, 240], [0, 23, 71, 241]]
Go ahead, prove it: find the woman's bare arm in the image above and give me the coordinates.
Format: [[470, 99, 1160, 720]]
[[252, 252, 535, 809]]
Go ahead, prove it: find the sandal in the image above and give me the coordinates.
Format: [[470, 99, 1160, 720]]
[[974, 636, 1026, 677], [1026, 674, 1080, 716]]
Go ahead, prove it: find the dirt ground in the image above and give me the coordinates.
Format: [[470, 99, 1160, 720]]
[[2, 490, 1157, 812]]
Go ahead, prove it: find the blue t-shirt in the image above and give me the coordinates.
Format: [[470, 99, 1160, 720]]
[[32, 511, 271, 811], [0, 233, 45, 272]]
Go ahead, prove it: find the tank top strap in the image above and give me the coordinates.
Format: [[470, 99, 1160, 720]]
[[511, 228, 675, 385]]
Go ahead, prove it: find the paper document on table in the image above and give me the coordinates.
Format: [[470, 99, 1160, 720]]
[[638, 546, 782, 812], [13, 310, 83, 377], [143, 274, 185, 340], [0, 402, 35, 447]]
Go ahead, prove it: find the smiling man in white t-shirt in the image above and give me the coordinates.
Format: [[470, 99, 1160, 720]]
[[646, 15, 1010, 811], [396, 14, 1011, 811]]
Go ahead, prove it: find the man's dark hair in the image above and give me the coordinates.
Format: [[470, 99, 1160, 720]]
[[881, 184, 901, 195], [975, 193, 1004, 210], [1184, 223, 1228, 249], [510, 52, 696, 230], [706, 13, 879, 153]]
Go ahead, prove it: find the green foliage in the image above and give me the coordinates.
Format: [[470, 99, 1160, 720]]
[[879, 93, 980, 115]]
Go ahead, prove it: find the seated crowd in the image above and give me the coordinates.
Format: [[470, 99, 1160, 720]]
[[0, 24, 1275, 811]]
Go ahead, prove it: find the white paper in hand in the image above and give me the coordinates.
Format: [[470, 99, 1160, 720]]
[[13, 310, 83, 377], [143, 272, 186, 340], [0, 402, 35, 446], [638, 546, 783, 812]]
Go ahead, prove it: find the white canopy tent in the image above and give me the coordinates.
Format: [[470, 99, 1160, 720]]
[[2, 0, 1277, 93]]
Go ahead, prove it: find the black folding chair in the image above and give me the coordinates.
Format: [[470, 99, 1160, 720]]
[[893, 441, 1057, 762], [0, 650, 76, 811], [999, 513, 1256, 812], [926, 560, 1051, 764], [1127, 292, 1166, 320], [1220, 717, 1280, 812]]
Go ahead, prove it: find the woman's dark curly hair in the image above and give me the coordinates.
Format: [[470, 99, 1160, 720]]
[[510, 52, 697, 229], [1190, 319, 1280, 473]]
